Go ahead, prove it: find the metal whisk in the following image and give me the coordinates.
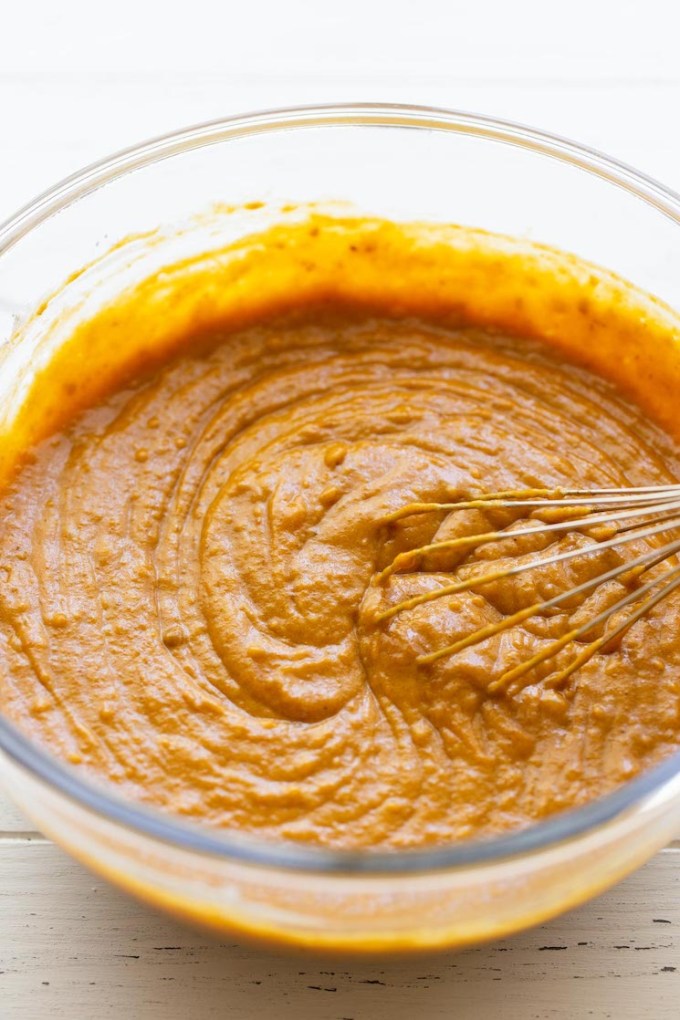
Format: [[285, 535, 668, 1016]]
[[376, 485, 680, 695]]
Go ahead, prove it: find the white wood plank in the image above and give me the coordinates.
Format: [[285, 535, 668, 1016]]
[[0, 790, 32, 834], [0, 841, 677, 1020]]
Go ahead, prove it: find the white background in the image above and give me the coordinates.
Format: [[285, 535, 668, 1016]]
[[2, 2, 680, 1018], [2, 0, 680, 223]]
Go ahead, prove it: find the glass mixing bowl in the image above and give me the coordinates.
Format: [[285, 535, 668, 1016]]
[[1, 104, 680, 953]]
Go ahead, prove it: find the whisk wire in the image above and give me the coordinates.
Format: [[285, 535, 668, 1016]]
[[416, 534, 680, 668], [383, 484, 680, 524], [381, 497, 680, 582], [378, 484, 680, 694], [378, 512, 680, 624], [493, 564, 680, 694]]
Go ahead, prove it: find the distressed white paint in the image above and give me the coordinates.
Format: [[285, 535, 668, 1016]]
[[0, 808, 678, 1020], [0, 793, 32, 833], [3, 6, 680, 1012]]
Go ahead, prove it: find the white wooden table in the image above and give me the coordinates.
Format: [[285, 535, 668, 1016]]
[[1, 793, 678, 1019], [2, 3, 680, 1015]]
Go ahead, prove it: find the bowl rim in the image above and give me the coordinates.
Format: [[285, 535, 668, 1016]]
[[1, 101, 680, 875]]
